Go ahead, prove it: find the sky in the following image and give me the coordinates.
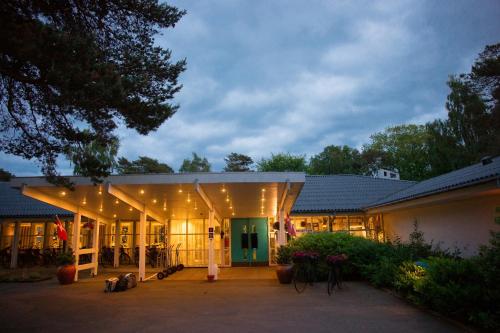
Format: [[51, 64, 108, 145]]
[[1, 0, 500, 175]]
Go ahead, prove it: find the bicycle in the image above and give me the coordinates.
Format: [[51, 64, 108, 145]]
[[291, 251, 319, 293], [326, 254, 347, 296]]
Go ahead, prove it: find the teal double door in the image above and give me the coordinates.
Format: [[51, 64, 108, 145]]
[[231, 218, 269, 266]]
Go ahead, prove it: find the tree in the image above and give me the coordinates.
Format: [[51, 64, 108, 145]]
[[179, 153, 211, 172], [66, 132, 119, 180], [0, 168, 13, 181], [309, 145, 365, 175], [0, 1, 186, 185], [362, 125, 431, 181], [224, 153, 253, 172], [116, 156, 173, 174], [257, 153, 308, 172]]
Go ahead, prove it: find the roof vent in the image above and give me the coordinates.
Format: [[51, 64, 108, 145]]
[[481, 156, 492, 166]]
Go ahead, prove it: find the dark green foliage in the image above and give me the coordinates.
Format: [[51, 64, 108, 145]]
[[0, 1, 186, 184], [0, 168, 13, 181], [309, 145, 366, 175], [179, 152, 211, 172], [224, 152, 253, 172], [56, 251, 75, 266], [257, 153, 308, 172], [276, 245, 293, 265], [116, 156, 173, 174]]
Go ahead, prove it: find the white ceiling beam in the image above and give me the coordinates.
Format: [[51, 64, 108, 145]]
[[194, 181, 222, 221], [21, 185, 111, 223], [105, 183, 164, 222], [278, 180, 291, 212]]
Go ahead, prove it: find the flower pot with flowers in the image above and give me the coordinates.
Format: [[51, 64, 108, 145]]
[[56, 251, 76, 285], [275, 245, 294, 284]]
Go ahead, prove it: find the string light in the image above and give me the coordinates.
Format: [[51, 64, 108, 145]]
[[139, 189, 145, 195], [152, 199, 157, 204]]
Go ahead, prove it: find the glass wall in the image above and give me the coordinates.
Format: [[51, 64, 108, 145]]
[[170, 218, 221, 267], [290, 214, 384, 241]]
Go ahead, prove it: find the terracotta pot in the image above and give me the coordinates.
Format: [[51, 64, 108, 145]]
[[207, 275, 215, 282], [57, 265, 76, 285], [276, 264, 293, 284]]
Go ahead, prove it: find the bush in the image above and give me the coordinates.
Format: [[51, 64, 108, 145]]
[[56, 251, 75, 266], [276, 245, 293, 264]]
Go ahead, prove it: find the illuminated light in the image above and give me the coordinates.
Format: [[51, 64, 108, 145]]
[[60, 191, 66, 196], [129, 207, 133, 211], [221, 185, 226, 193], [261, 198, 265, 202], [99, 207, 103, 213], [229, 205, 233, 210], [261, 188, 266, 192], [163, 207, 167, 211], [187, 193, 191, 203], [152, 199, 157, 204], [115, 199, 119, 204], [231, 212, 235, 216], [139, 189, 145, 195], [98, 187, 102, 195], [194, 201, 198, 210], [178, 188, 183, 193], [172, 213, 175, 217], [113, 214, 117, 218], [82, 199, 87, 205]]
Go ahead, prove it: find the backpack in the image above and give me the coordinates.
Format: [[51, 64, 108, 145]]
[[114, 274, 128, 292], [124, 273, 137, 289], [104, 277, 119, 293]]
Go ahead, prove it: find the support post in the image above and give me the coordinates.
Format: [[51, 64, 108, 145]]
[[92, 218, 100, 276], [63, 220, 69, 252], [10, 221, 20, 269], [278, 209, 286, 246], [207, 209, 215, 280], [138, 211, 146, 282], [114, 220, 121, 268], [72, 213, 81, 281], [43, 222, 51, 250]]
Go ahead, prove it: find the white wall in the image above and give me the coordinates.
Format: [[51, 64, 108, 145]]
[[381, 194, 500, 257]]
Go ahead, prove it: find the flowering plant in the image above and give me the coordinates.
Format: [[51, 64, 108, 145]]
[[326, 254, 348, 265], [292, 251, 320, 263]]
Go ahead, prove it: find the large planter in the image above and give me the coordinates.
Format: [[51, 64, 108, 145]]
[[57, 265, 76, 285], [276, 264, 293, 284]]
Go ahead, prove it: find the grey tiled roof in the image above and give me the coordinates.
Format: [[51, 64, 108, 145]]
[[0, 182, 72, 218], [291, 175, 416, 213], [367, 156, 500, 208]]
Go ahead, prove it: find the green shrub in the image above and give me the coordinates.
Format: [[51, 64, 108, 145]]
[[56, 251, 75, 266], [394, 261, 426, 300], [276, 245, 293, 264]]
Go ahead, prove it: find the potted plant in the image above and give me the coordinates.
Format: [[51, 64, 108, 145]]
[[56, 251, 76, 285], [275, 245, 293, 284]]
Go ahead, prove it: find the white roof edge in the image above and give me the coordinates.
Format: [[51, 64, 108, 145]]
[[10, 172, 306, 187]]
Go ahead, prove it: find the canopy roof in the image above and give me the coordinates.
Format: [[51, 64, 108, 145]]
[[10, 172, 305, 222]]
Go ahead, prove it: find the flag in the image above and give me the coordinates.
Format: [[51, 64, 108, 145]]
[[285, 213, 296, 237], [54, 215, 68, 241]]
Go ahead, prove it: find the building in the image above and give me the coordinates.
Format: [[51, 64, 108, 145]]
[[1, 157, 499, 280]]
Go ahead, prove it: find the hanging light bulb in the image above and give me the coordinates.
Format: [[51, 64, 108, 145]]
[[221, 184, 226, 193], [187, 193, 191, 203], [115, 199, 119, 204]]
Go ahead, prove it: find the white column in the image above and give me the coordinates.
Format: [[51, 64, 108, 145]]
[[207, 209, 215, 279], [72, 213, 81, 281], [138, 211, 146, 282], [10, 221, 20, 269], [114, 220, 121, 268], [278, 209, 286, 246], [92, 218, 100, 276]]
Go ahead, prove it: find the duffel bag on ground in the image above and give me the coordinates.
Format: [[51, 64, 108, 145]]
[[124, 273, 137, 289], [104, 277, 119, 293]]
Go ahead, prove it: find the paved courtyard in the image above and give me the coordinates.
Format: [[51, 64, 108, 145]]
[[0, 268, 467, 333]]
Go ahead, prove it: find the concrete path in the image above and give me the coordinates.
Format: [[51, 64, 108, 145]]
[[0, 269, 467, 333]]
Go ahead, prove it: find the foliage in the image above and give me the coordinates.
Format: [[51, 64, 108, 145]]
[[0, 0, 186, 185], [179, 152, 211, 172], [289, 230, 499, 330], [362, 124, 431, 181], [56, 251, 75, 266], [224, 152, 254, 172], [309, 145, 365, 175], [116, 156, 173, 174], [257, 153, 308, 172], [0, 168, 13, 181], [66, 133, 119, 181], [276, 245, 293, 265]]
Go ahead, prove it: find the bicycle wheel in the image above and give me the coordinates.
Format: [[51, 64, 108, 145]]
[[293, 266, 307, 293], [327, 268, 336, 296], [120, 253, 131, 265]]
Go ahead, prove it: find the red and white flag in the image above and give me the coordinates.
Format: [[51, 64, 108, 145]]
[[285, 213, 296, 237], [54, 215, 68, 241]]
